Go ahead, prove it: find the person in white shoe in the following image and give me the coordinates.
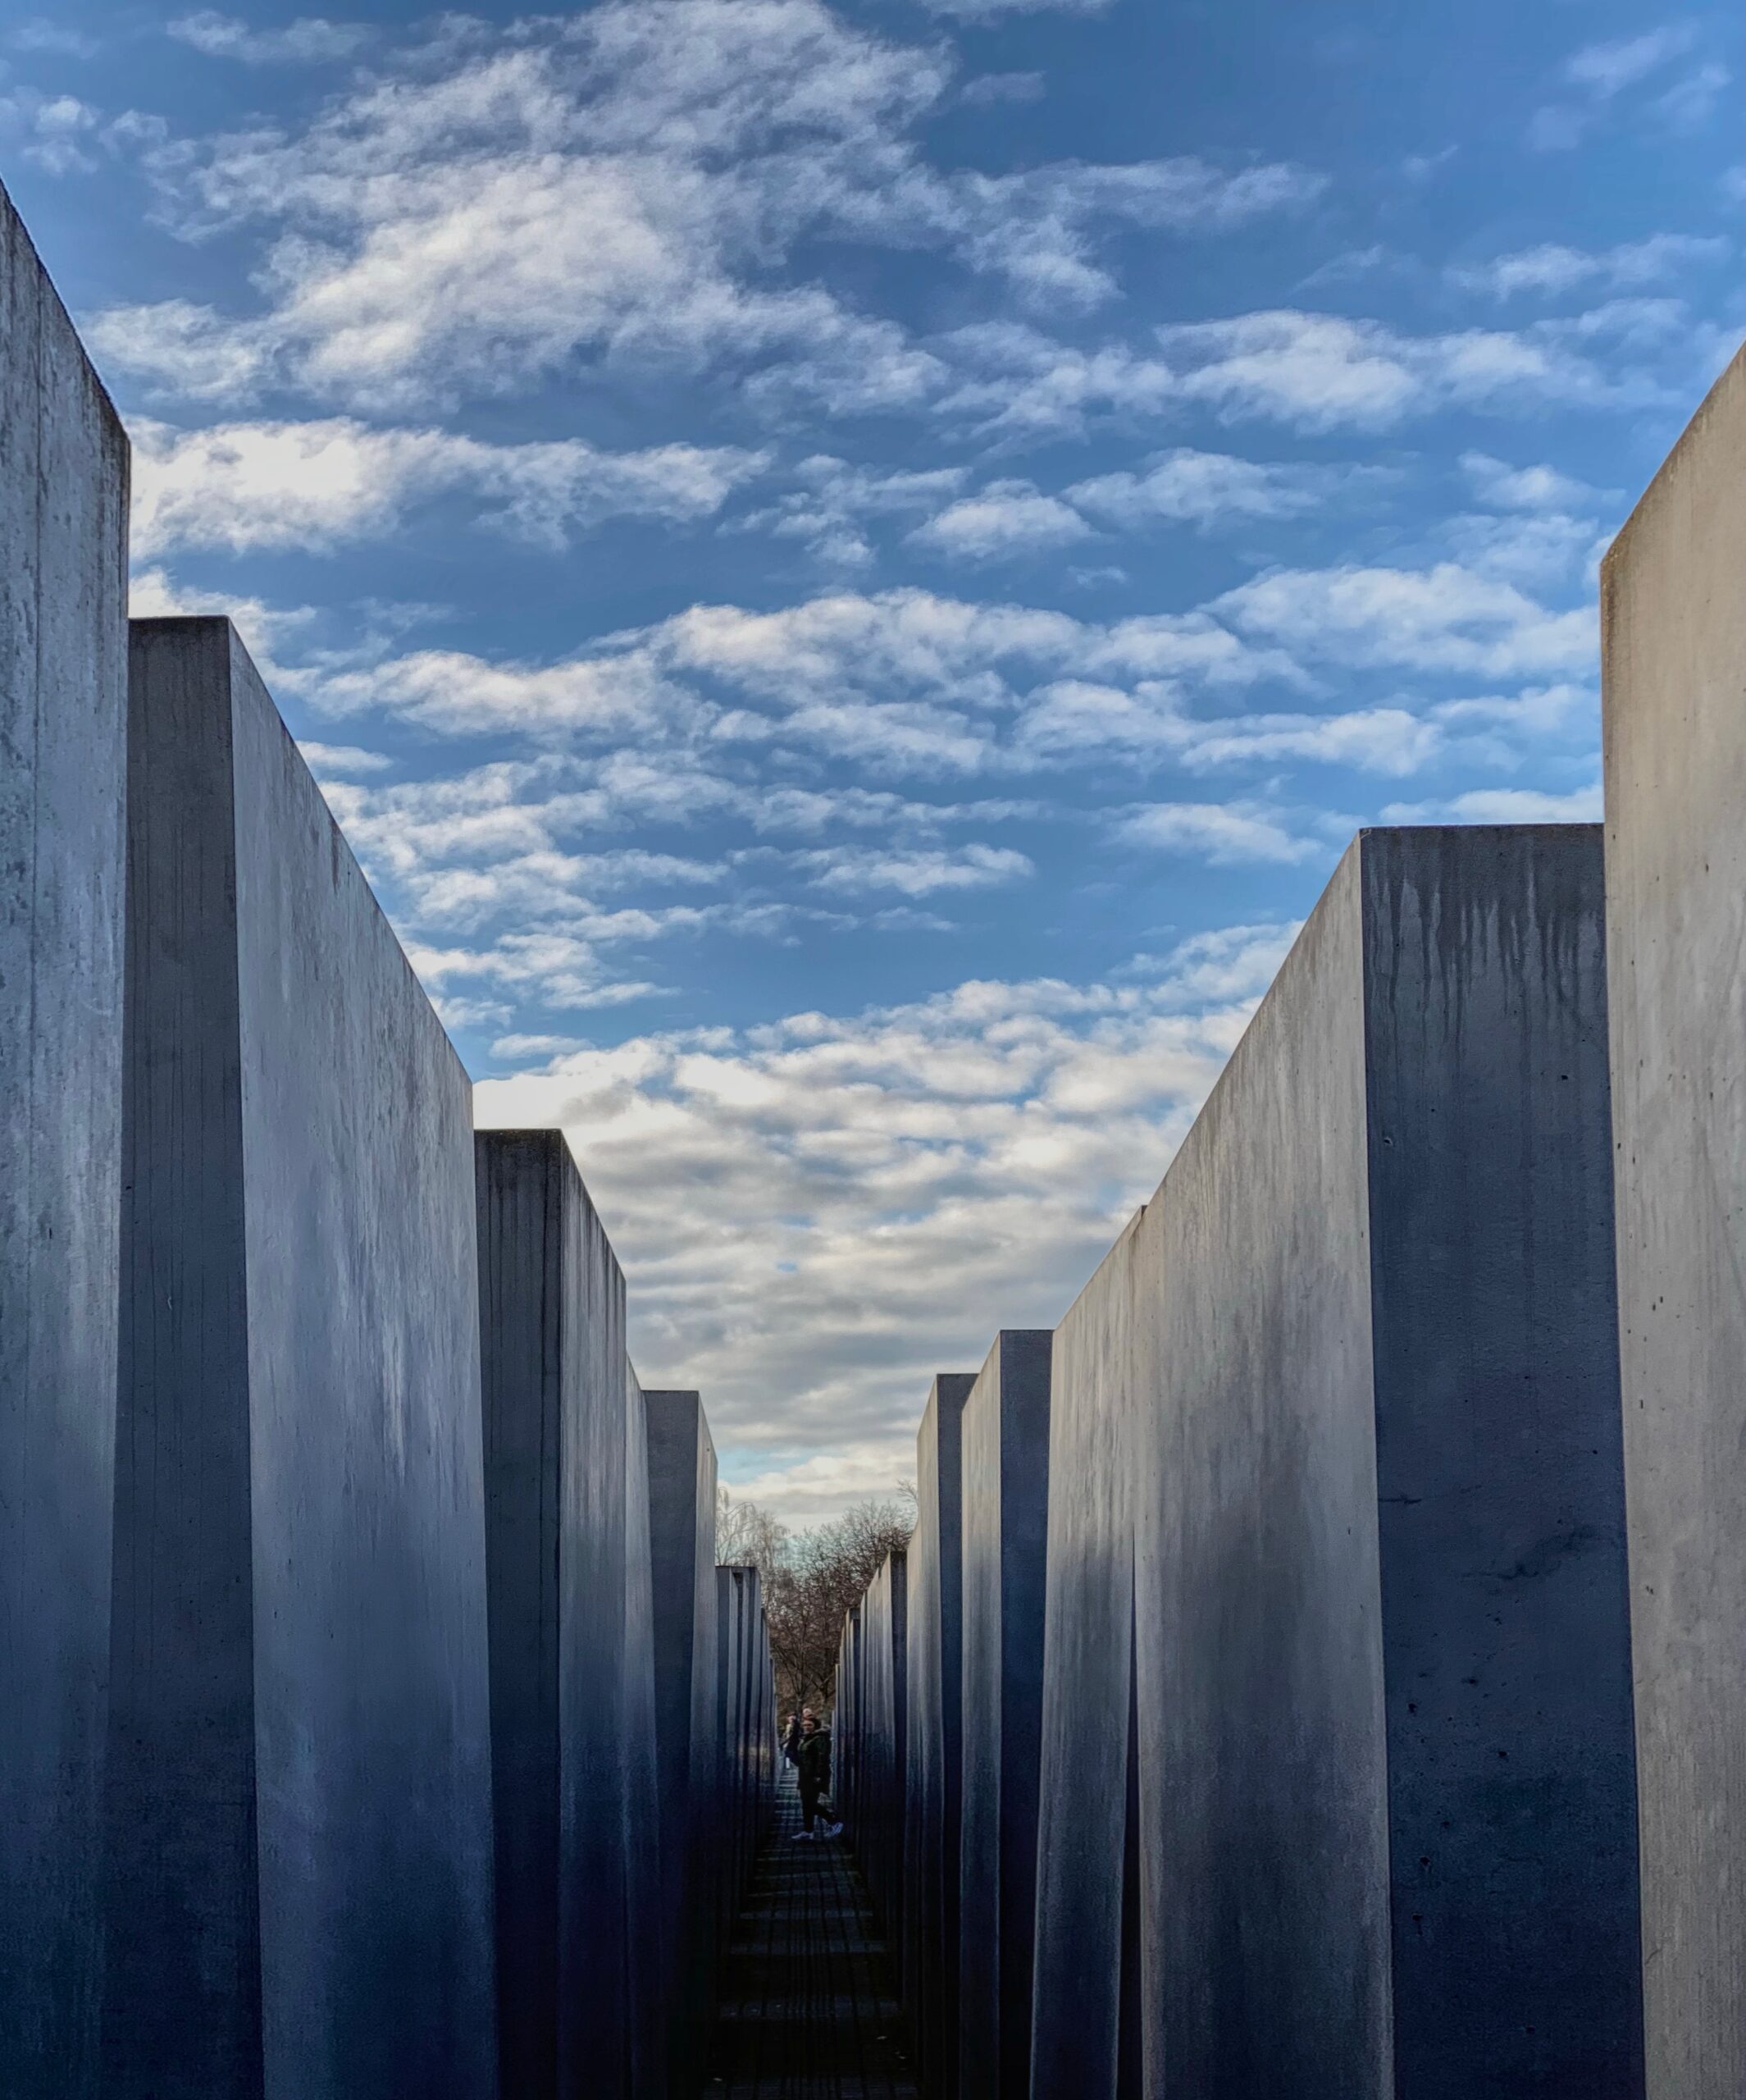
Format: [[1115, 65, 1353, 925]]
[[793, 1712, 834, 1840]]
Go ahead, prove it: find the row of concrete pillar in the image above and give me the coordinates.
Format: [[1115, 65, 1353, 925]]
[[0, 180, 775, 2098], [833, 342, 1746, 2100]]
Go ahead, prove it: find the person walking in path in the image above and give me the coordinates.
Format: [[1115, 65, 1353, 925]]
[[793, 1713, 838, 1840]]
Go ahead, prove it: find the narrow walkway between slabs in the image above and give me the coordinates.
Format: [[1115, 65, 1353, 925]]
[[707, 1769, 919, 2100]]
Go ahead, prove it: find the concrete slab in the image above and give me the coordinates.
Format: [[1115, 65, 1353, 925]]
[[106, 619, 496, 2099], [859, 1550, 908, 1955], [623, 1363, 665, 2100], [0, 176, 128, 2100], [718, 1566, 775, 1956], [837, 1605, 863, 1847], [905, 1374, 974, 2100], [476, 1130, 672, 2100], [958, 1331, 1051, 2100], [1034, 826, 1643, 2100], [646, 1389, 720, 2097], [1603, 345, 1746, 2100]]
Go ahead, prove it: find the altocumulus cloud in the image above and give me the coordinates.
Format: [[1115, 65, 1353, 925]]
[[472, 925, 1295, 1522], [91, 0, 1317, 415]]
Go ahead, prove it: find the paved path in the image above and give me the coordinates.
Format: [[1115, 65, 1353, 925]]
[[708, 1771, 919, 2099]]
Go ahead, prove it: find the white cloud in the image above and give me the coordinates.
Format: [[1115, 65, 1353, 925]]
[[93, 3, 1313, 411], [128, 415, 765, 556], [1152, 308, 1638, 431], [1215, 561, 1593, 679], [1438, 510, 1604, 592], [263, 559, 1592, 792], [920, 0, 1110, 17], [8, 21, 103, 56], [297, 740, 394, 778], [85, 300, 275, 403], [1653, 62, 1730, 132], [166, 11, 369, 62], [909, 482, 1092, 562], [1530, 25, 1722, 149], [933, 304, 1680, 441], [1118, 800, 1330, 865], [0, 89, 102, 174], [1015, 679, 1439, 774], [1563, 26, 1697, 100], [1381, 782, 1602, 824], [959, 72, 1046, 107], [472, 932, 1292, 1477], [735, 456, 967, 567], [1453, 233, 1727, 300], [786, 842, 1033, 895], [291, 584, 1311, 780], [1067, 447, 1334, 529], [1459, 453, 1602, 513]]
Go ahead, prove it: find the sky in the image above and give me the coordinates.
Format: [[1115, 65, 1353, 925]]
[[6, 0, 1739, 1524]]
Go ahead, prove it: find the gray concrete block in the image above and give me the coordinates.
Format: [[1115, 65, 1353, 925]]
[[106, 619, 496, 2099], [958, 1331, 1051, 2100], [1603, 345, 1746, 2100], [0, 176, 128, 2100], [837, 1605, 863, 1846], [477, 1130, 671, 2100], [717, 1566, 774, 1955], [905, 1374, 974, 2099], [622, 1363, 665, 2100], [1033, 826, 1643, 2100], [645, 1389, 719, 2098], [859, 1550, 909, 1954]]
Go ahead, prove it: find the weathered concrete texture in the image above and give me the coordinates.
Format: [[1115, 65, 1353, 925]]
[[477, 1128, 659, 2099], [836, 1605, 863, 1847], [0, 176, 128, 2100], [957, 1331, 1051, 2100], [905, 1375, 974, 2100], [1030, 1228, 1140, 2100], [107, 619, 496, 2100], [1603, 345, 1746, 2100], [859, 1550, 908, 1954], [622, 1363, 666, 2100], [717, 1565, 777, 1971], [1036, 826, 1643, 2100], [646, 1389, 720, 2098]]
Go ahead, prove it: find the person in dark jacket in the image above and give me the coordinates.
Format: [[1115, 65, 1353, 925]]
[[792, 1714, 838, 1839]]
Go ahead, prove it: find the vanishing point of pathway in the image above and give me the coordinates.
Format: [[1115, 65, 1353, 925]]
[[708, 1774, 919, 2099]]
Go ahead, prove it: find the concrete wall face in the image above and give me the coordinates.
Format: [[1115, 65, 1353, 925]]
[[1360, 829, 1641, 2099], [622, 1366, 665, 2100], [108, 619, 496, 2100], [1031, 1220, 1145, 2100], [958, 1331, 1052, 2100], [477, 1130, 650, 2100], [645, 1389, 720, 2098], [859, 1550, 908, 1955], [1129, 844, 1390, 2100], [905, 1373, 973, 2100], [716, 1567, 775, 1965], [0, 176, 129, 2100], [1603, 345, 1746, 2100], [1037, 827, 1643, 2100]]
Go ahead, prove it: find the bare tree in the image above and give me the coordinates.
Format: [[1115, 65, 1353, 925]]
[[736, 1489, 914, 1715], [716, 1485, 788, 1586]]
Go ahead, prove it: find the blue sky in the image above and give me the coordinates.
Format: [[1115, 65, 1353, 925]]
[[7, 0, 1739, 1521]]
